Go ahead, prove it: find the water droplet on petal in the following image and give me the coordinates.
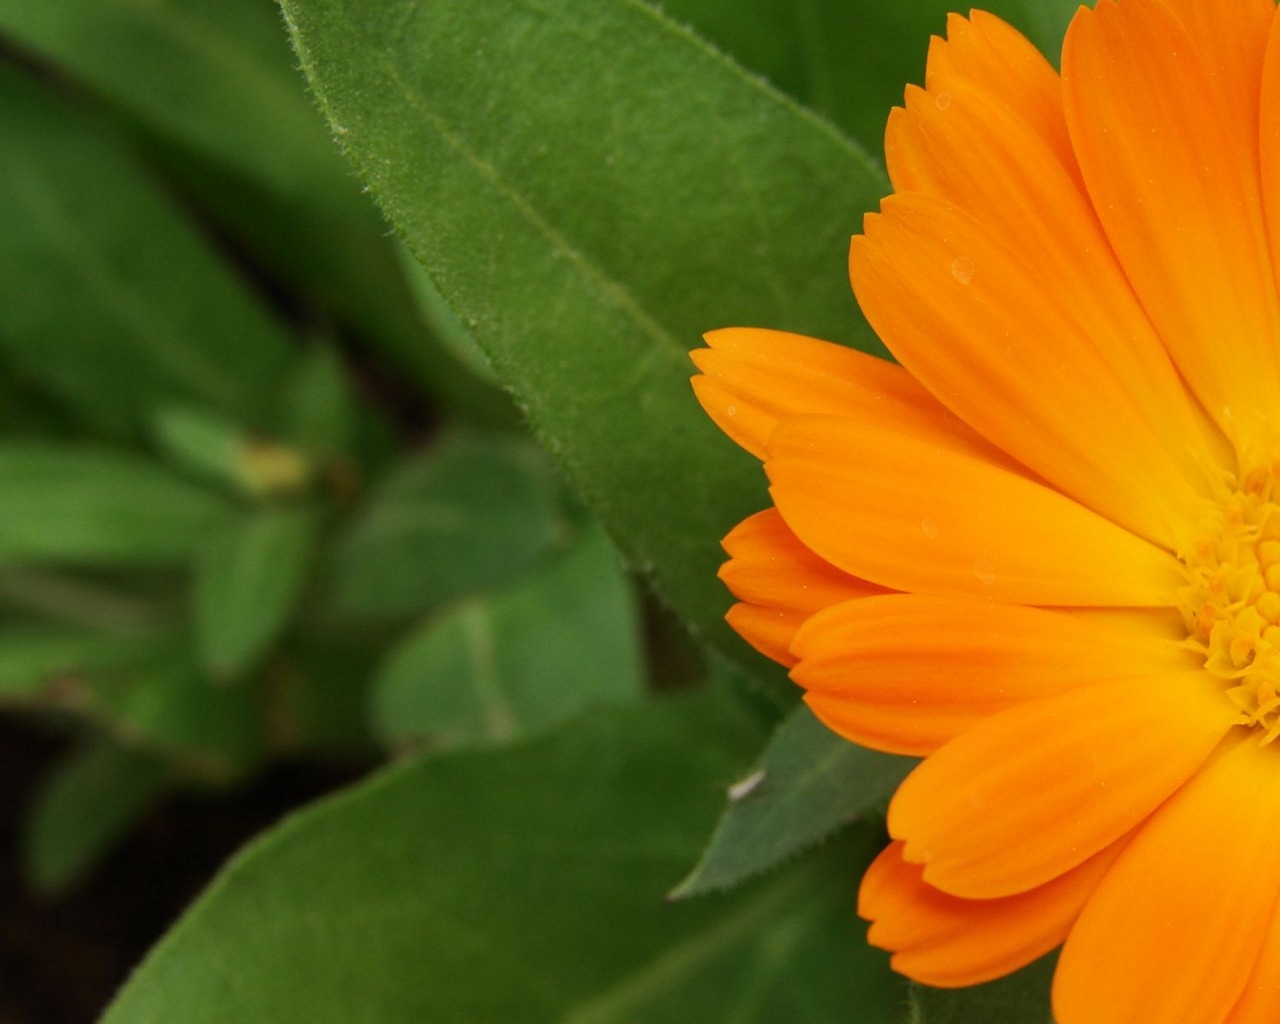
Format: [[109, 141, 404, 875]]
[[935, 91, 953, 110], [951, 256, 975, 285], [921, 517, 940, 539], [973, 557, 997, 585]]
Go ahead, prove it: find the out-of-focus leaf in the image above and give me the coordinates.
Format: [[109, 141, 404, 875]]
[[663, 0, 1088, 159], [193, 507, 318, 681], [0, 0, 366, 224], [0, 0, 518, 428], [908, 957, 1057, 1024], [371, 522, 643, 750], [153, 407, 247, 487], [103, 691, 905, 1023], [0, 625, 177, 700], [22, 739, 168, 896], [276, 346, 358, 461], [0, 66, 292, 437], [673, 704, 914, 897], [281, 0, 891, 650], [0, 445, 232, 567], [86, 659, 264, 780], [329, 433, 566, 620]]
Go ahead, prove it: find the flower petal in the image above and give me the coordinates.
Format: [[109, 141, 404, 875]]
[[689, 327, 990, 463], [791, 595, 1197, 756], [852, 194, 1204, 550], [1222, 893, 1280, 1024], [1054, 739, 1280, 1024], [859, 839, 1119, 988], [887, 672, 1236, 899], [724, 603, 805, 668], [765, 414, 1183, 606], [1062, 0, 1280, 446], [916, 11, 1072, 172], [882, 15, 1224, 512], [720, 508, 882, 614], [1260, 9, 1280, 301]]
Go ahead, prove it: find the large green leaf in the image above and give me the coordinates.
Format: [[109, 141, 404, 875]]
[[281, 0, 891, 648], [674, 704, 914, 897], [0, 66, 293, 437], [103, 691, 905, 1022], [908, 957, 1056, 1024], [371, 522, 644, 750], [0, 445, 232, 567]]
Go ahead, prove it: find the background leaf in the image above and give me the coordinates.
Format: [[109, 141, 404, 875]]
[[280, 0, 893, 653], [193, 507, 318, 681], [102, 690, 905, 1023], [908, 957, 1056, 1024], [370, 522, 644, 750], [0, 445, 231, 567], [21, 739, 168, 896], [673, 703, 915, 897], [329, 432, 567, 620], [0, 66, 292, 438]]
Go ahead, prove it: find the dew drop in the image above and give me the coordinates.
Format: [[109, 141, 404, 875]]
[[973, 557, 997, 586], [921, 517, 940, 540], [951, 256, 976, 285], [968, 790, 987, 810], [935, 91, 953, 110], [725, 404, 738, 417]]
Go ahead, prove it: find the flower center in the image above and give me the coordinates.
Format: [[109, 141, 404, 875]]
[[1180, 461, 1280, 742]]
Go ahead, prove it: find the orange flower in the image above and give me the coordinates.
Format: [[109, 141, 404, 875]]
[[691, 2, 1280, 1020]]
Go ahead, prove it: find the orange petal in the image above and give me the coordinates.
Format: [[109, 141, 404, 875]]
[[791, 595, 1197, 756], [724, 603, 806, 668], [1054, 739, 1280, 1024], [1260, 10, 1280, 303], [719, 508, 883, 614], [1222, 896, 1280, 1024], [1062, 0, 1280, 447], [918, 11, 1073, 173], [884, 21, 1224, 501], [690, 328, 992, 463], [852, 194, 1204, 550], [765, 414, 1183, 606], [886, 672, 1236, 899], [859, 839, 1119, 988]]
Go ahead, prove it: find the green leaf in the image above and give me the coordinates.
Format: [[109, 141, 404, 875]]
[[193, 507, 319, 681], [673, 704, 914, 897], [0, 66, 292, 437], [0, 445, 232, 567], [22, 738, 168, 895], [329, 433, 566, 620], [275, 346, 359, 461], [908, 956, 1056, 1024], [0, 0, 367, 224], [103, 691, 905, 1023], [86, 658, 265, 779], [0, 624, 176, 700], [281, 0, 891, 648], [371, 522, 644, 750]]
